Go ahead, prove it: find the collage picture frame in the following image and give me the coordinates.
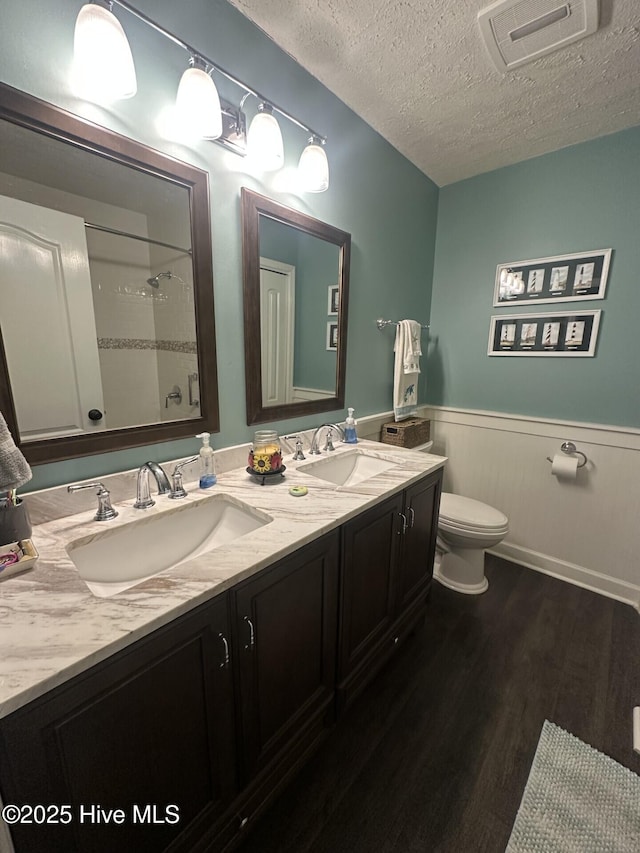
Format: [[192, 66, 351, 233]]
[[494, 249, 611, 307], [488, 310, 601, 357]]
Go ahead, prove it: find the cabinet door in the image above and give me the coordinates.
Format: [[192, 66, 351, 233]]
[[396, 468, 443, 615], [234, 531, 339, 783], [338, 493, 403, 689], [0, 596, 236, 853]]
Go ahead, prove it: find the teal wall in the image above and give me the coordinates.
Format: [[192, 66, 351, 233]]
[[258, 218, 338, 392], [1, 0, 439, 490], [293, 232, 339, 391], [428, 127, 640, 428]]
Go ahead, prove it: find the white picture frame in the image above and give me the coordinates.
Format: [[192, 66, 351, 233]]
[[326, 321, 338, 351], [493, 249, 612, 307], [327, 284, 339, 316], [488, 310, 601, 357]]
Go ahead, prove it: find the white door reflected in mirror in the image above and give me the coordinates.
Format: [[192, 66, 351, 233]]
[[0, 195, 105, 441]]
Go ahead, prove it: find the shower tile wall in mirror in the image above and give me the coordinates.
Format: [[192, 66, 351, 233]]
[[0, 83, 218, 464]]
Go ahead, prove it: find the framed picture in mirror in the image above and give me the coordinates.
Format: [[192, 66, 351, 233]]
[[326, 322, 338, 351], [328, 285, 339, 316]]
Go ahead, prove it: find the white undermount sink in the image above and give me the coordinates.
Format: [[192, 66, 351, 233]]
[[66, 495, 272, 598], [297, 448, 397, 488]]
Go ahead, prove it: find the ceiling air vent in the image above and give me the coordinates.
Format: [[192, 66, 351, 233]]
[[478, 0, 599, 71]]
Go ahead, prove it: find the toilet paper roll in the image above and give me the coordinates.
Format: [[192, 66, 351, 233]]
[[551, 453, 578, 480]]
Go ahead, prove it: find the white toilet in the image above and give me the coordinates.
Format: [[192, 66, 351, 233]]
[[414, 441, 509, 594], [435, 493, 509, 594]]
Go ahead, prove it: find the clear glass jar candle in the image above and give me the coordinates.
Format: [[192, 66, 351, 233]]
[[248, 430, 282, 473]]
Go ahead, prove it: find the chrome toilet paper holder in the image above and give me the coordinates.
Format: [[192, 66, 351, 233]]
[[546, 441, 588, 468]]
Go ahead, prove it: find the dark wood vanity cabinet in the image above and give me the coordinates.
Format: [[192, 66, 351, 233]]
[[396, 469, 443, 615], [228, 532, 339, 839], [0, 595, 236, 853], [0, 472, 441, 853], [338, 468, 442, 708], [338, 492, 404, 703], [0, 532, 340, 853], [233, 533, 339, 783]]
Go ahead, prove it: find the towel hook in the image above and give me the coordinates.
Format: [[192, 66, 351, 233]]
[[546, 441, 588, 468]]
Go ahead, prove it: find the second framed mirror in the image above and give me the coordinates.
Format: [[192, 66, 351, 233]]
[[241, 188, 351, 425]]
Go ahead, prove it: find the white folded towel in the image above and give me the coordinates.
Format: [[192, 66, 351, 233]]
[[403, 319, 422, 374], [0, 411, 31, 491], [393, 320, 422, 421]]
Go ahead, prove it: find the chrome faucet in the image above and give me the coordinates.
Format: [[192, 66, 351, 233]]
[[68, 482, 118, 521], [134, 461, 171, 509], [309, 423, 346, 454], [283, 434, 306, 460], [168, 457, 199, 499]]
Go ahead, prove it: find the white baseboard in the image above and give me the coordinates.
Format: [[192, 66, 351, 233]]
[[489, 542, 640, 610]]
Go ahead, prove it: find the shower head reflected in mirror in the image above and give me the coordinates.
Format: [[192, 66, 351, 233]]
[[147, 270, 175, 287]]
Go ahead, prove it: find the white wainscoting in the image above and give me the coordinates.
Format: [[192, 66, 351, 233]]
[[291, 387, 335, 402], [424, 406, 640, 609]]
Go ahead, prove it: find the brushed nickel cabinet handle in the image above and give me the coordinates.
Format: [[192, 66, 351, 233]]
[[408, 507, 415, 528], [218, 632, 230, 668], [398, 512, 408, 534], [244, 616, 255, 650]]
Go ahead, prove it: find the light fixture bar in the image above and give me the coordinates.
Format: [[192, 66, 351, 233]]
[[110, 0, 326, 142]]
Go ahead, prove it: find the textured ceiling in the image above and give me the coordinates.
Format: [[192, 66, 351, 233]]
[[225, 0, 640, 185]]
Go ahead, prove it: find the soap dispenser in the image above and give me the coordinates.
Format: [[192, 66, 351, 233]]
[[345, 408, 358, 444], [196, 432, 217, 487]]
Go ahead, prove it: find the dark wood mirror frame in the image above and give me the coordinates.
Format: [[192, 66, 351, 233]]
[[241, 188, 351, 426], [0, 81, 219, 465]]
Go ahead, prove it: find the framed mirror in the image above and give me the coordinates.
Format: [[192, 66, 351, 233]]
[[0, 82, 219, 465], [241, 188, 351, 425]]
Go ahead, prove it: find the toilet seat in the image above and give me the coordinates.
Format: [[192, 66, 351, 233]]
[[439, 517, 509, 536], [439, 493, 508, 532]]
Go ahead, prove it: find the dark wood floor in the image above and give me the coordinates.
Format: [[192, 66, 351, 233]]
[[237, 556, 640, 853]]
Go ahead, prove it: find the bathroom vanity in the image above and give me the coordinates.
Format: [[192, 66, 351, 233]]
[[0, 441, 444, 852]]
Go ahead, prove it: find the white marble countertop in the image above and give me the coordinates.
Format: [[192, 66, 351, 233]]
[[0, 440, 446, 719]]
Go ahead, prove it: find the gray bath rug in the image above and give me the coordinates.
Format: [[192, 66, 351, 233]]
[[506, 720, 640, 852]]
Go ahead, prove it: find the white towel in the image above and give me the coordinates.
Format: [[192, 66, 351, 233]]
[[403, 319, 422, 374], [393, 320, 422, 421], [0, 411, 31, 491]]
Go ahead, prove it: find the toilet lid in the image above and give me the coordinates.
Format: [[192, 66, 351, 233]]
[[439, 493, 508, 530]]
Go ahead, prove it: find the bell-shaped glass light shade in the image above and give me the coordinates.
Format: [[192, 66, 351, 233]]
[[176, 63, 223, 140], [72, 3, 137, 102], [298, 137, 329, 192], [247, 104, 284, 171]]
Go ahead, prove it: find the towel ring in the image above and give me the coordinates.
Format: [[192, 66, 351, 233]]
[[546, 441, 588, 468]]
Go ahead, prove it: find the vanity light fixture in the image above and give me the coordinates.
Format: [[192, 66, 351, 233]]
[[69, 0, 329, 190], [72, 0, 137, 102], [298, 136, 329, 193], [175, 56, 223, 140], [247, 103, 284, 171]]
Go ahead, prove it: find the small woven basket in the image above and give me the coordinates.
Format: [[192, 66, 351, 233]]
[[380, 417, 430, 449]]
